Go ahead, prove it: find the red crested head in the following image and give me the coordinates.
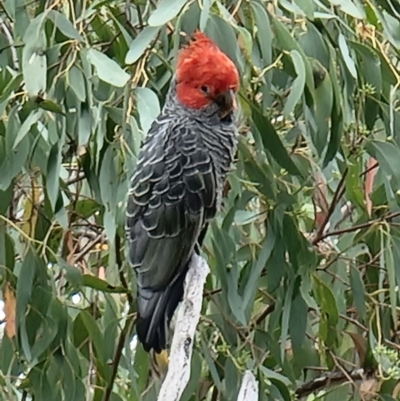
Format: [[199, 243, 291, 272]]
[[176, 31, 240, 115]]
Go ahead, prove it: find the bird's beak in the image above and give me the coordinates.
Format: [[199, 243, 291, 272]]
[[215, 89, 236, 118]]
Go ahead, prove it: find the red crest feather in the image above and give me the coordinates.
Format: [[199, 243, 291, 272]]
[[176, 31, 239, 110]]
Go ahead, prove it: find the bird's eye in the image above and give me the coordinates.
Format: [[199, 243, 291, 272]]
[[200, 85, 210, 94]]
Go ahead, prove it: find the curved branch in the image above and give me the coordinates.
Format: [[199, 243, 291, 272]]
[[157, 253, 210, 401], [237, 370, 258, 401]]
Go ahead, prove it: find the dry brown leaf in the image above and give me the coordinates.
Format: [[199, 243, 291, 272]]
[[21, 177, 41, 238], [98, 266, 106, 280], [198, 379, 213, 400], [359, 376, 379, 401], [65, 230, 80, 266], [313, 172, 329, 230], [392, 380, 400, 398], [365, 157, 378, 217], [4, 283, 16, 338], [345, 331, 367, 365]]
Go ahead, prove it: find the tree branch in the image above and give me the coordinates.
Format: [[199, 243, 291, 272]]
[[157, 253, 210, 401], [295, 368, 367, 399], [315, 210, 400, 243], [102, 309, 135, 401], [237, 370, 259, 401], [312, 168, 348, 245]]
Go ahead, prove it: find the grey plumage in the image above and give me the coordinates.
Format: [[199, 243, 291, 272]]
[[126, 81, 238, 353]]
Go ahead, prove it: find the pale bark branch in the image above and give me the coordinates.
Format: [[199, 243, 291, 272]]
[[237, 370, 259, 401], [157, 253, 210, 401]]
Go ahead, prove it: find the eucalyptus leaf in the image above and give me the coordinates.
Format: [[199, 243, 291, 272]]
[[88, 49, 130, 87], [148, 0, 189, 26]]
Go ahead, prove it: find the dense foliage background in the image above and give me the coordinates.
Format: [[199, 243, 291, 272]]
[[2, 0, 400, 400]]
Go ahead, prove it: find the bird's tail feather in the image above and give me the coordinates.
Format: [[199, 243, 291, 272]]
[[136, 264, 189, 353]]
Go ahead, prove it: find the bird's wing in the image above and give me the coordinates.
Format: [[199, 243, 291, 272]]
[[126, 119, 217, 292]]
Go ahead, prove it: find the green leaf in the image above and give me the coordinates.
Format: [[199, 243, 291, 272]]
[[0, 221, 5, 279], [30, 314, 58, 359], [200, 336, 223, 391], [78, 102, 92, 146], [328, 0, 366, 19], [280, 279, 294, 360], [58, 259, 83, 287], [248, 101, 302, 176], [180, 351, 204, 401], [243, 224, 275, 314], [351, 41, 382, 130], [37, 99, 65, 115], [252, 2, 272, 68], [13, 110, 43, 149], [22, 14, 47, 97], [82, 275, 128, 293], [234, 210, 261, 225], [0, 134, 30, 191], [135, 87, 160, 135], [349, 266, 366, 320], [0, 184, 13, 216], [132, 343, 149, 395], [324, 43, 344, 166], [259, 366, 292, 386], [125, 26, 161, 65], [270, 15, 314, 92], [79, 310, 106, 366], [313, 276, 339, 347], [68, 66, 86, 102], [289, 293, 308, 352], [312, 63, 333, 155], [227, 271, 246, 325], [148, 0, 189, 26], [87, 49, 130, 87], [205, 15, 242, 71], [16, 249, 38, 362], [295, 0, 315, 18], [338, 33, 357, 79], [391, 237, 400, 308], [367, 140, 400, 184], [314, 277, 339, 325], [46, 142, 62, 210], [47, 10, 83, 41], [99, 146, 119, 212], [384, 235, 397, 326], [199, 0, 212, 31], [0, 73, 23, 104], [283, 50, 306, 117], [379, 10, 400, 48]]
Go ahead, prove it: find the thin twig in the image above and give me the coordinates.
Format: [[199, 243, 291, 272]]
[[360, 162, 379, 178], [312, 168, 348, 245], [73, 233, 104, 262], [315, 211, 400, 243], [295, 368, 367, 398], [102, 233, 135, 401], [115, 233, 134, 305], [101, 308, 135, 401], [253, 303, 275, 326]]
